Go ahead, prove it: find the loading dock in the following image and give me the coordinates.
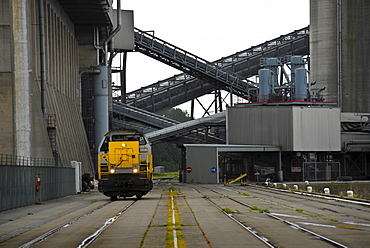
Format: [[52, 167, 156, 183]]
[[183, 144, 281, 184]]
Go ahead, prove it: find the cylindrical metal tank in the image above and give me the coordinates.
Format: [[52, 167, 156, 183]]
[[258, 69, 272, 102], [295, 68, 307, 101], [310, 0, 370, 112], [94, 65, 109, 158]]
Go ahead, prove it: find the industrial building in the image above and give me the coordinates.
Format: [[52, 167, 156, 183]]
[[1, 0, 369, 210]]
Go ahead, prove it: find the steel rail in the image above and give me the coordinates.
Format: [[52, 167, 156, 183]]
[[18, 202, 112, 248], [77, 201, 136, 248], [192, 187, 276, 248], [211, 186, 349, 248]]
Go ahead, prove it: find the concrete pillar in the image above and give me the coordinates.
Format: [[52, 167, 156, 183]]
[[12, 0, 31, 158]]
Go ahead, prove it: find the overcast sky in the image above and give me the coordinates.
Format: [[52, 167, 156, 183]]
[[115, 0, 310, 116]]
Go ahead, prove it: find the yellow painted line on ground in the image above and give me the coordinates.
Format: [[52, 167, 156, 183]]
[[166, 190, 186, 248]]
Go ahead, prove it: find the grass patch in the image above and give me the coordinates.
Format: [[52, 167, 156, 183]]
[[295, 208, 304, 214], [327, 218, 338, 222], [168, 187, 176, 192], [250, 206, 270, 213], [222, 208, 235, 214], [294, 208, 317, 217], [237, 191, 250, 196], [153, 172, 179, 179]]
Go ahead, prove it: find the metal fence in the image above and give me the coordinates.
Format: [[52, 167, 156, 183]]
[[303, 162, 341, 181], [0, 154, 75, 211]]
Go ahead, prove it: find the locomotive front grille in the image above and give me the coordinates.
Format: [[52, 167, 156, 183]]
[[115, 168, 134, 173]]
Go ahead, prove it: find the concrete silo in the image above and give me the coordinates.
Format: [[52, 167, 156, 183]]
[[310, 0, 370, 113]]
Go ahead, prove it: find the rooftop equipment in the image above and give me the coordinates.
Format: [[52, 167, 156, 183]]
[[242, 56, 335, 106]]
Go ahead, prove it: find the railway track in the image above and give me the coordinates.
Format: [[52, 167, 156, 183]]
[[1, 184, 369, 247], [199, 184, 370, 247], [198, 186, 348, 247]]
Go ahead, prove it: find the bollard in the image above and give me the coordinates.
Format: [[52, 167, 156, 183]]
[[283, 183, 287, 188], [305, 180, 309, 185], [324, 187, 330, 194], [273, 183, 277, 188], [307, 186, 313, 192], [347, 190, 354, 198], [293, 185, 298, 190]]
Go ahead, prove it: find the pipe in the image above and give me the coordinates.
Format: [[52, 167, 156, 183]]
[[344, 140, 370, 152], [120, 52, 127, 103], [38, 0, 46, 118], [104, 0, 121, 66], [337, 0, 342, 109], [93, 25, 103, 63]]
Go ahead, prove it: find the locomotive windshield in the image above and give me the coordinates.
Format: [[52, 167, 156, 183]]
[[111, 134, 146, 145]]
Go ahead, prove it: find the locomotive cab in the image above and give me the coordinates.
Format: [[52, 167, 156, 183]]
[[97, 129, 153, 200]]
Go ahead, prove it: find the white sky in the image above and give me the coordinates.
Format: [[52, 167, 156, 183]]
[[114, 0, 310, 117]]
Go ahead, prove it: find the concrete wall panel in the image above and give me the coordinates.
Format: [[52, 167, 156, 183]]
[[0, 73, 14, 154], [1, 0, 94, 173], [310, 0, 370, 112]]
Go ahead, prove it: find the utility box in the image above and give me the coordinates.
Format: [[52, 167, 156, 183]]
[[154, 166, 165, 174], [112, 10, 134, 51], [227, 106, 341, 151]]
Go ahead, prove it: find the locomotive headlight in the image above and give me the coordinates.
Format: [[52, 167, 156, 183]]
[[110, 165, 115, 173], [133, 164, 139, 173], [121, 143, 126, 147]]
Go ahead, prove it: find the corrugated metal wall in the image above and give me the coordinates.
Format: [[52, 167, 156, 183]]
[[0, 154, 75, 211], [227, 106, 341, 151], [227, 106, 293, 149]]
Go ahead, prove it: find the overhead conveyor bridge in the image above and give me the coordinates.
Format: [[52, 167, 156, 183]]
[[112, 26, 309, 144], [146, 112, 226, 144], [134, 28, 253, 97], [126, 26, 309, 113], [112, 102, 225, 144]]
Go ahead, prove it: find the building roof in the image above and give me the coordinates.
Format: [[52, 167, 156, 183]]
[[59, 0, 112, 26]]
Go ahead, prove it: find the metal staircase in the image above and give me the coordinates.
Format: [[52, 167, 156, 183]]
[[126, 26, 309, 112]]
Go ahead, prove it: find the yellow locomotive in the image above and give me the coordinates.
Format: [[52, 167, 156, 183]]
[[97, 129, 153, 200]]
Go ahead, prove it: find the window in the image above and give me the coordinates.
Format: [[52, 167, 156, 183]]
[[112, 134, 146, 145]]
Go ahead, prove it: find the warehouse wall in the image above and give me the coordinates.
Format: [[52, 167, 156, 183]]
[[0, 0, 94, 174], [227, 106, 341, 151]]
